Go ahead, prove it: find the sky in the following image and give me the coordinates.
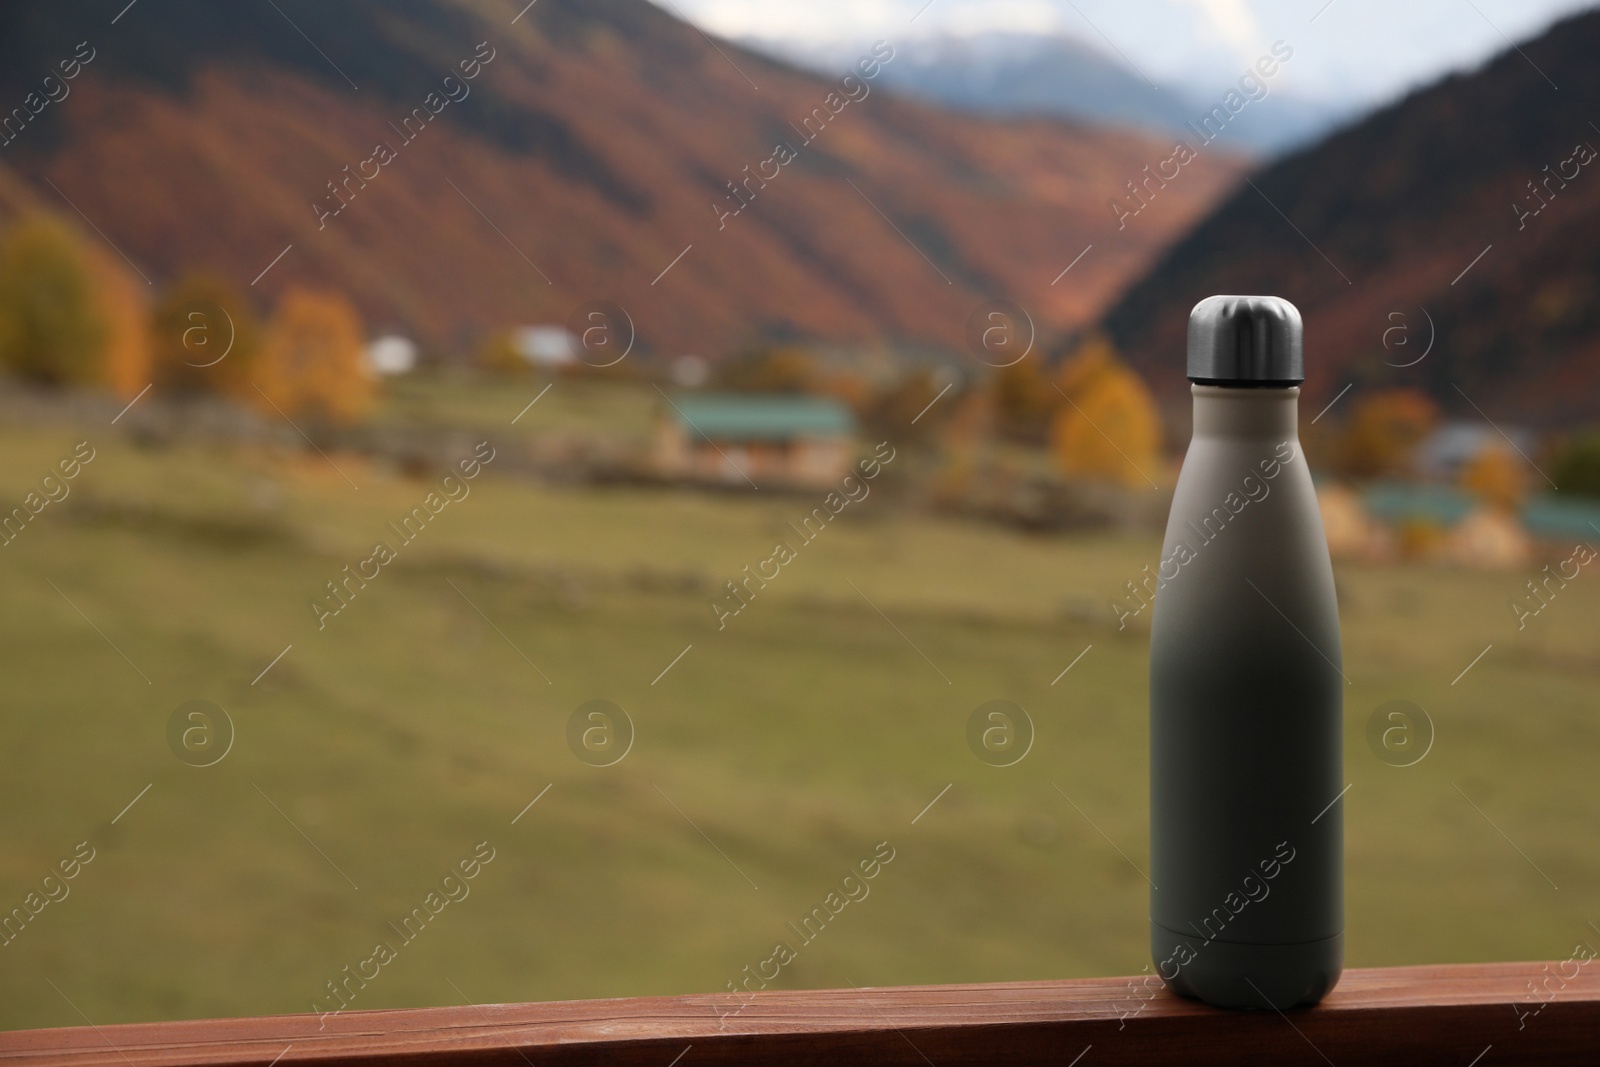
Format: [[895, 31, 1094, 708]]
[[653, 0, 1598, 109]]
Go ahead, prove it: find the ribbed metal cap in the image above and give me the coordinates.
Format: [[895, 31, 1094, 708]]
[[1187, 295, 1303, 385]]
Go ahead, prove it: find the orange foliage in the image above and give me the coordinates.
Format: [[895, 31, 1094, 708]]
[[83, 250, 151, 399], [1055, 332, 1117, 398], [1050, 333, 1162, 488], [1340, 389, 1438, 479], [1397, 518, 1447, 559], [252, 287, 371, 424], [1460, 443, 1526, 511]]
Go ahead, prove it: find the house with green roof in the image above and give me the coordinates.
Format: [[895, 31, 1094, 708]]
[[655, 393, 857, 488]]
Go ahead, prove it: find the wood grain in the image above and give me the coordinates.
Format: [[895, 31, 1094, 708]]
[[4, 962, 1597, 1065]]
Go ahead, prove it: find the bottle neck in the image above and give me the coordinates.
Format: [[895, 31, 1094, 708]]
[[1191, 384, 1299, 440]]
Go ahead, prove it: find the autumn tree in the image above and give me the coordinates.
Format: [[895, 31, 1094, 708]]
[[714, 345, 816, 394], [0, 215, 107, 386], [86, 249, 153, 398], [1460, 443, 1526, 512], [1055, 332, 1116, 398], [477, 329, 531, 377], [992, 357, 1056, 442], [811, 366, 873, 413], [150, 274, 260, 400], [1049, 332, 1161, 488], [868, 369, 953, 443], [930, 384, 994, 503], [1339, 389, 1438, 479], [252, 287, 371, 423]]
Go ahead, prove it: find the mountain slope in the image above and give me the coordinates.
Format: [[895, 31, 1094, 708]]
[[754, 33, 1194, 137], [1099, 9, 1600, 425], [0, 0, 1243, 357]]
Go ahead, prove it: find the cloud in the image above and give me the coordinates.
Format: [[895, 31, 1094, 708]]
[[1175, 0, 1265, 62], [655, 0, 1071, 41], [659, 0, 1600, 113]]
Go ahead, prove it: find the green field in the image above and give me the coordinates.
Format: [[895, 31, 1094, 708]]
[[1, 383, 1598, 1032]]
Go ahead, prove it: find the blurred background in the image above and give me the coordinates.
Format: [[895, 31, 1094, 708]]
[[1, 0, 1598, 1031]]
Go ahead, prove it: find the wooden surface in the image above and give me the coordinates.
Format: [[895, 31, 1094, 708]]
[[4, 961, 1598, 1065]]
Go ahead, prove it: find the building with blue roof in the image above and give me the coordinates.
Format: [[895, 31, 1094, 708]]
[[654, 393, 858, 488]]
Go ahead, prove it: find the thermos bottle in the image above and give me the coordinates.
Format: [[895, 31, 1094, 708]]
[[1149, 295, 1343, 1009]]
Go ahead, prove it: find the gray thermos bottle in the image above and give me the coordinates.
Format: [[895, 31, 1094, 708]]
[[1148, 295, 1343, 1009]]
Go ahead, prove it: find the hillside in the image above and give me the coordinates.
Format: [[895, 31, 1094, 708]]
[[1099, 9, 1600, 425], [0, 0, 1243, 357]]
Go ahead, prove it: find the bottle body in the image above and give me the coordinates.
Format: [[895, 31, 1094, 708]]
[[1149, 385, 1343, 1009]]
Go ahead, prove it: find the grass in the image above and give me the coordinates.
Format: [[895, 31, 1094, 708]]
[[0, 393, 1597, 1032], [377, 371, 659, 442]]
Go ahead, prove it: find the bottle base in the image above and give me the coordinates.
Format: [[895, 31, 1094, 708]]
[[1151, 922, 1342, 1010]]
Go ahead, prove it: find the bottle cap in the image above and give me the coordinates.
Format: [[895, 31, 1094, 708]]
[[1187, 295, 1303, 386]]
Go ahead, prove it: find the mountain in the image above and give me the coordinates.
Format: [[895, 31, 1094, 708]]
[[0, 0, 1243, 359], [751, 33, 1349, 156], [754, 34, 1195, 140], [1099, 9, 1600, 426]]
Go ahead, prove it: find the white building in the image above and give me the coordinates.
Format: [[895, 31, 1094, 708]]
[[513, 326, 579, 368], [365, 335, 418, 376]]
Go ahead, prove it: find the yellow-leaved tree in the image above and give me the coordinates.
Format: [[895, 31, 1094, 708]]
[[0, 214, 107, 386], [252, 287, 371, 423], [1049, 332, 1162, 488], [0, 212, 153, 396]]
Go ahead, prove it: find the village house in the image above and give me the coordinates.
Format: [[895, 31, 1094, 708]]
[[1317, 480, 1600, 569], [654, 393, 856, 489]]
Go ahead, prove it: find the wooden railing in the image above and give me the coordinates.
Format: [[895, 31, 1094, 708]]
[[4, 962, 1597, 1065]]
